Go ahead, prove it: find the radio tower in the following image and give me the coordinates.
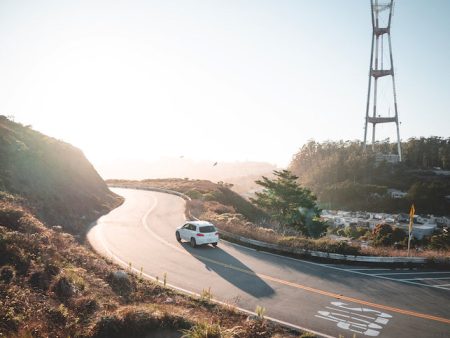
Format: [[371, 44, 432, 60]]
[[363, 0, 402, 161]]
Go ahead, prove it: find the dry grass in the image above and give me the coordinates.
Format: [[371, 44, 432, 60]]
[[361, 246, 450, 259], [0, 200, 300, 338]]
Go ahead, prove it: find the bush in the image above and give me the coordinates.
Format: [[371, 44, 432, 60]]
[[29, 270, 52, 291], [181, 322, 230, 338], [372, 223, 407, 247], [0, 265, 15, 283], [108, 271, 133, 298], [429, 232, 450, 250], [51, 276, 75, 299], [91, 309, 190, 338], [0, 205, 27, 230], [74, 296, 99, 320], [186, 190, 203, 200], [91, 315, 123, 338], [47, 304, 69, 326]]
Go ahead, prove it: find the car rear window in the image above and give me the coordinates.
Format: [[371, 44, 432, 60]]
[[199, 226, 216, 233]]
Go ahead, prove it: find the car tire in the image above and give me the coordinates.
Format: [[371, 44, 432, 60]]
[[190, 237, 196, 248], [176, 231, 181, 242], [212, 242, 218, 247]]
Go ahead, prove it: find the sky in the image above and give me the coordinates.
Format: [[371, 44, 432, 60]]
[[0, 0, 449, 173]]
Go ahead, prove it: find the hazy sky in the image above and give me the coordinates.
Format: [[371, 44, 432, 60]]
[[1, 0, 449, 169]]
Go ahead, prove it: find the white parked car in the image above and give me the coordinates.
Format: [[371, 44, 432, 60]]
[[176, 221, 219, 248]]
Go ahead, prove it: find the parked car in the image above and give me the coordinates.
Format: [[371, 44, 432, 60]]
[[175, 221, 219, 248]]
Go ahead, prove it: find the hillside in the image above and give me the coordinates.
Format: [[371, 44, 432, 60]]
[[0, 116, 121, 234], [96, 157, 277, 182], [0, 117, 299, 337], [289, 138, 450, 215]]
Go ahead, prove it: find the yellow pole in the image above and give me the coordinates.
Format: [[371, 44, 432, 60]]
[[408, 204, 415, 256]]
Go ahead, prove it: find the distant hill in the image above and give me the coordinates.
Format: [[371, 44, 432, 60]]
[[108, 178, 267, 223], [0, 116, 121, 234], [289, 138, 450, 215], [96, 157, 277, 182]]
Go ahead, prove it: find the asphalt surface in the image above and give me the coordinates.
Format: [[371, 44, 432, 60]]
[[87, 188, 450, 338]]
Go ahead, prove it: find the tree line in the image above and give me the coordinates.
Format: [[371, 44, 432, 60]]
[[288, 137, 450, 215]]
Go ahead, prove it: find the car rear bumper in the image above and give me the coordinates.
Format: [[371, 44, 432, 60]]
[[195, 236, 219, 245]]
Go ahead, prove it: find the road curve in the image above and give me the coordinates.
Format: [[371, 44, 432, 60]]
[[87, 188, 450, 338]]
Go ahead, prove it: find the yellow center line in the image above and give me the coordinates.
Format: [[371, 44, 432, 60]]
[[190, 252, 450, 325], [143, 209, 450, 326]]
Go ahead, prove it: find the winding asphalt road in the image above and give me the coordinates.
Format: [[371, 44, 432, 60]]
[[87, 188, 450, 338]]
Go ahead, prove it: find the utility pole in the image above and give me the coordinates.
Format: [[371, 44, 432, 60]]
[[363, 0, 402, 161]]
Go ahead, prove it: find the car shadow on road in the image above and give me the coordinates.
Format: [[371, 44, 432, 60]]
[[180, 243, 275, 298]]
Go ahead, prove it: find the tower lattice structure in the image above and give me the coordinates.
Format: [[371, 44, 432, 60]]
[[363, 0, 402, 161]]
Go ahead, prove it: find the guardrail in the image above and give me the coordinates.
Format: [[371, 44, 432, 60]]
[[109, 185, 447, 266], [218, 229, 434, 264]]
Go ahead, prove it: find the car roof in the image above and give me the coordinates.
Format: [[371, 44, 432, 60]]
[[188, 221, 214, 227]]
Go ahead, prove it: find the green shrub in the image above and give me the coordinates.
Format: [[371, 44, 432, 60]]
[[186, 190, 203, 200]]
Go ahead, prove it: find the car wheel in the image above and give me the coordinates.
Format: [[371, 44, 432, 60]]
[[190, 237, 196, 248], [176, 231, 181, 242], [212, 242, 218, 247]]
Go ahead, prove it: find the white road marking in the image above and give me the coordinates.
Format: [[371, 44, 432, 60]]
[[131, 192, 336, 338], [316, 302, 392, 337], [113, 188, 449, 293], [402, 277, 450, 281], [375, 271, 450, 276], [225, 241, 450, 291]]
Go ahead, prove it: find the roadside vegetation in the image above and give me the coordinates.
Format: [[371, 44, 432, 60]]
[[110, 175, 449, 260], [1, 196, 302, 337]]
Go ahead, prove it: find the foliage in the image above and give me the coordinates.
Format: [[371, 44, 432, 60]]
[[200, 287, 213, 303], [289, 138, 450, 215], [180, 322, 233, 338], [251, 170, 326, 238], [299, 333, 317, 338], [342, 225, 369, 239], [428, 231, 450, 250], [255, 305, 266, 320], [372, 224, 407, 247]]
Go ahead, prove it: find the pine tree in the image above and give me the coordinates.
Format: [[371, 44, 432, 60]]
[[251, 170, 326, 238]]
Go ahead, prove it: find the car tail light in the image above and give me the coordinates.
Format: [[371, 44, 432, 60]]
[[196, 233, 204, 237]]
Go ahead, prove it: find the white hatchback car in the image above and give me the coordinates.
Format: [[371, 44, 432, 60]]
[[176, 221, 219, 248]]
